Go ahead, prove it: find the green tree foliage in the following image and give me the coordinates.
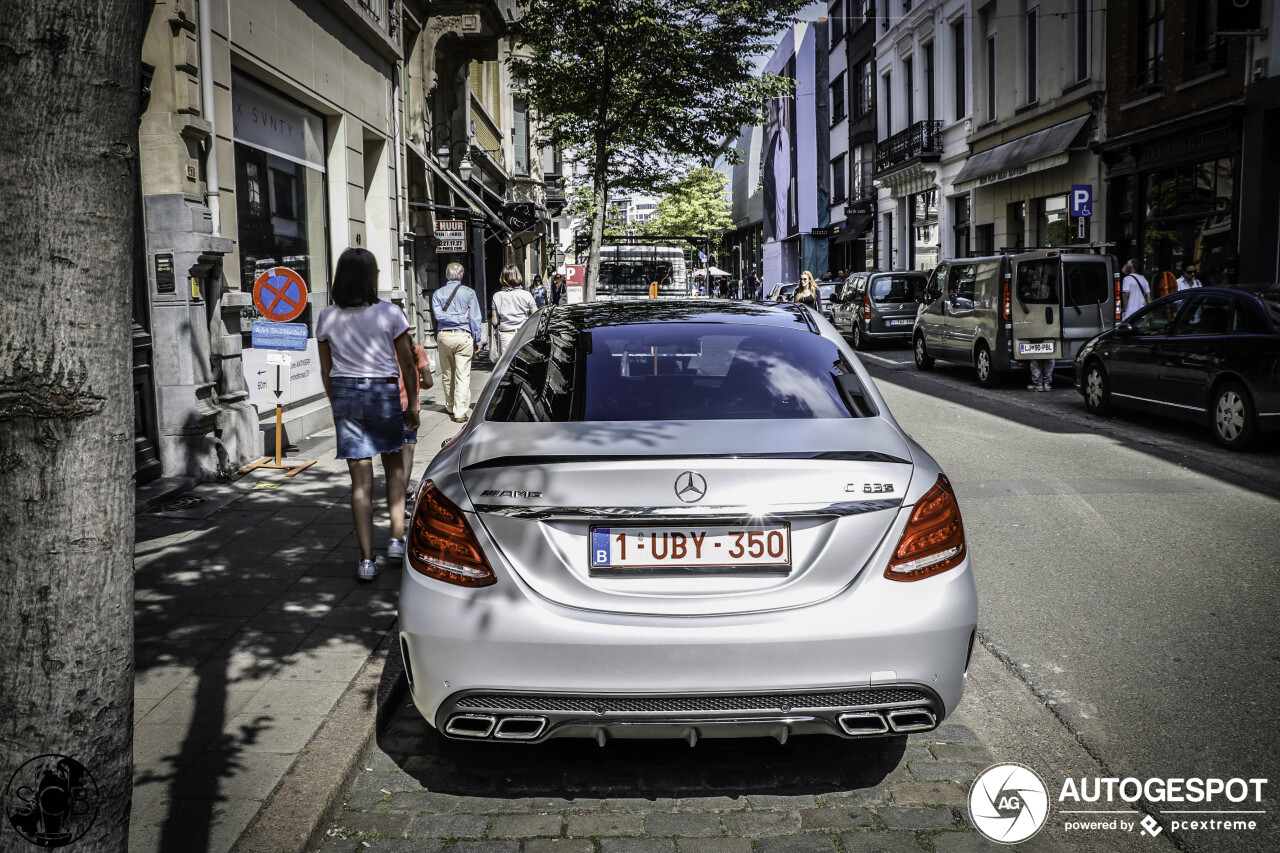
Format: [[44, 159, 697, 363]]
[[642, 166, 732, 239], [510, 0, 805, 299]]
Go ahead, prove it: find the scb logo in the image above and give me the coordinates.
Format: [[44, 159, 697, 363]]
[[970, 763, 1050, 844]]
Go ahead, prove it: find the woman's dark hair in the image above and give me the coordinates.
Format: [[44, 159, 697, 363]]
[[332, 247, 379, 307]]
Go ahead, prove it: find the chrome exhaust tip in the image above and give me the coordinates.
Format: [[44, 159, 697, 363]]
[[837, 711, 889, 736], [886, 708, 937, 733], [444, 714, 497, 738], [493, 716, 547, 740]]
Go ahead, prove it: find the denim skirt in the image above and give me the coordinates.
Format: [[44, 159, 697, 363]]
[[331, 377, 404, 459]]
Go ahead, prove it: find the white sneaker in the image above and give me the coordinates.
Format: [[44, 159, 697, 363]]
[[387, 538, 406, 559], [357, 559, 377, 581]]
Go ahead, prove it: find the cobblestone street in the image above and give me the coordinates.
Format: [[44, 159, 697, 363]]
[[314, 698, 1055, 853]]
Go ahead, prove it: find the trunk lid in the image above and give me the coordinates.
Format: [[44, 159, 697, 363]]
[[458, 419, 916, 616]]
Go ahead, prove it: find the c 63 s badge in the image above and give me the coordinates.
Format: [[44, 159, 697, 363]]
[[847, 483, 895, 494], [479, 489, 542, 499]]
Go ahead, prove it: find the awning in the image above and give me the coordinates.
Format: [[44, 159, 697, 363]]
[[418, 150, 512, 237], [954, 115, 1091, 188], [833, 213, 874, 244]]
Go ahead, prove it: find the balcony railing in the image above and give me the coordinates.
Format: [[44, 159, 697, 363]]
[[874, 120, 943, 174]]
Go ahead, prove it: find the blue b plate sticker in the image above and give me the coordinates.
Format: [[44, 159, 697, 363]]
[[591, 528, 612, 566]]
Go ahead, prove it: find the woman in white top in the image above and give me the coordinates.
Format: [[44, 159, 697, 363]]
[[489, 264, 538, 359], [316, 247, 419, 581]]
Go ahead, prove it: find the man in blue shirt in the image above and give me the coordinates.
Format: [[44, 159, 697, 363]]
[[432, 262, 483, 422]]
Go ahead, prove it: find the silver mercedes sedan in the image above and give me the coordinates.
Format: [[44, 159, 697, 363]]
[[400, 300, 977, 744]]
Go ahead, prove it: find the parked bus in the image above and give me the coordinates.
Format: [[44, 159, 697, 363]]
[[592, 244, 691, 299]]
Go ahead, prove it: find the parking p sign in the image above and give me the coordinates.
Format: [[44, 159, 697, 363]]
[[1070, 185, 1093, 218]]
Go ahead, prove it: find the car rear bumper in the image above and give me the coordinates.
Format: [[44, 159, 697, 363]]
[[399, 554, 977, 742]]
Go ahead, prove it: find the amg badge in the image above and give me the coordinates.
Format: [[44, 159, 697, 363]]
[[479, 489, 543, 499]]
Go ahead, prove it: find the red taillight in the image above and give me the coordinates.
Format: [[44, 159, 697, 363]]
[[407, 480, 496, 587], [862, 293, 872, 320], [1113, 272, 1123, 321], [885, 475, 967, 581], [1002, 274, 1011, 322]]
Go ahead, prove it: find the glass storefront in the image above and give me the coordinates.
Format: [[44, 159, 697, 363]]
[[231, 75, 329, 337], [1142, 157, 1235, 284], [1036, 193, 1091, 247], [909, 189, 939, 271]]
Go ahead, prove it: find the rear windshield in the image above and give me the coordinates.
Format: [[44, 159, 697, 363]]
[[1063, 261, 1111, 307], [485, 322, 876, 422], [870, 275, 925, 303]]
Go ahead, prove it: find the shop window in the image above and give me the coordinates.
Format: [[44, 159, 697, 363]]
[[1036, 194, 1089, 246], [910, 188, 938, 270], [953, 195, 971, 258], [1007, 201, 1026, 250]]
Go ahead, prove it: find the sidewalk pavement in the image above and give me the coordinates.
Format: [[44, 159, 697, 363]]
[[131, 364, 491, 853]]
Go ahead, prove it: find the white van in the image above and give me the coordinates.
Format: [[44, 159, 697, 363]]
[[912, 249, 1121, 386]]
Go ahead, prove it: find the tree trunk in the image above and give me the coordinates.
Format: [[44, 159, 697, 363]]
[[0, 3, 145, 850], [585, 139, 612, 303]]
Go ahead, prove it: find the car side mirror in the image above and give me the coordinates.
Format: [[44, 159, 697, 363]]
[[1115, 322, 1135, 337]]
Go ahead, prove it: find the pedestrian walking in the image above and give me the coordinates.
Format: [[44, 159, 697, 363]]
[[1121, 259, 1151, 319], [531, 274, 548, 308], [397, 335, 434, 508], [490, 264, 537, 359], [316, 247, 419, 581], [1023, 271, 1055, 392], [792, 270, 823, 314], [550, 273, 565, 306], [1177, 263, 1203, 290], [432, 261, 483, 423]]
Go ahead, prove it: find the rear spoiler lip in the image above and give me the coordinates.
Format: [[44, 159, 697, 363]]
[[460, 450, 912, 472]]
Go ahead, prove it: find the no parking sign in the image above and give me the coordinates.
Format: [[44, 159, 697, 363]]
[[252, 267, 309, 322]]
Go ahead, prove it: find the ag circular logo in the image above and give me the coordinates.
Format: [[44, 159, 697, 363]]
[[5, 754, 100, 847], [969, 762, 1050, 844]]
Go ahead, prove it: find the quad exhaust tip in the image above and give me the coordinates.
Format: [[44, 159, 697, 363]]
[[886, 708, 937, 733], [837, 711, 890, 736], [493, 716, 548, 740], [444, 714, 497, 738]]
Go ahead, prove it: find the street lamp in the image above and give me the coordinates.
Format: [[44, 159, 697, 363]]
[[436, 142, 473, 183]]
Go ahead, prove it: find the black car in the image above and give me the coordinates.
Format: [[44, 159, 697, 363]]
[[1073, 285, 1280, 449]]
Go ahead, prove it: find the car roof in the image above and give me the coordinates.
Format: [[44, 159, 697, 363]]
[[542, 299, 818, 332]]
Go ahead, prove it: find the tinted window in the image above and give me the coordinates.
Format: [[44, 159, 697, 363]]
[[1129, 293, 1192, 335], [1017, 259, 1059, 305], [1175, 294, 1237, 336], [870, 275, 924, 303], [1063, 261, 1111, 306], [486, 323, 874, 422]]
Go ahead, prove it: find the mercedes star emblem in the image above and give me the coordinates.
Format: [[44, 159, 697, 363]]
[[674, 471, 707, 503]]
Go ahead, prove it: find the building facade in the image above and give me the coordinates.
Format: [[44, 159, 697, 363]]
[[831, 0, 879, 273], [136, 0, 564, 483], [953, 1, 1108, 258], [1097, 0, 1250, 285]]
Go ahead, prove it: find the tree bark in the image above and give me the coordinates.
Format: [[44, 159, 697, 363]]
[[585, 134, 611, 303], [0, 3, 145, 850]]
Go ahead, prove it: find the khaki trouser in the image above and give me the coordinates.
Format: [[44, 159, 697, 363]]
[[437, 330, 474, 418]]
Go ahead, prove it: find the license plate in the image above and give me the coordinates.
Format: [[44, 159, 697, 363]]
[[1019, 342, 1055, 354], [887, 318, 914, 326], [590, 524, 791, 570]]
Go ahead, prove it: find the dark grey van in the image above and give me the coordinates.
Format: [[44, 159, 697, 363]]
[[912, 250, 1120, 386], [831, 271, 930, 350]]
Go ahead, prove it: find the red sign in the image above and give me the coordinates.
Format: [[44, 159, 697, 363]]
[[565, 265, 585, 304], [252, 267, 309, 322]]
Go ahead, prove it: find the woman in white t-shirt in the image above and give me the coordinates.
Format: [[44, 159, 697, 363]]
[[489, 264, 538, 359], [316, 248, 419, 581]]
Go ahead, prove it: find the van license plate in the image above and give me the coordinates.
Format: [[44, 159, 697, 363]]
[[590, 525, 791, 570], [887, 318, 914, 326], [1019, 342, 1055, 355]]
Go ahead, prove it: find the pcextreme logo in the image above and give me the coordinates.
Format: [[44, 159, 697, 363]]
[[969, 763, 1050, 844]]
